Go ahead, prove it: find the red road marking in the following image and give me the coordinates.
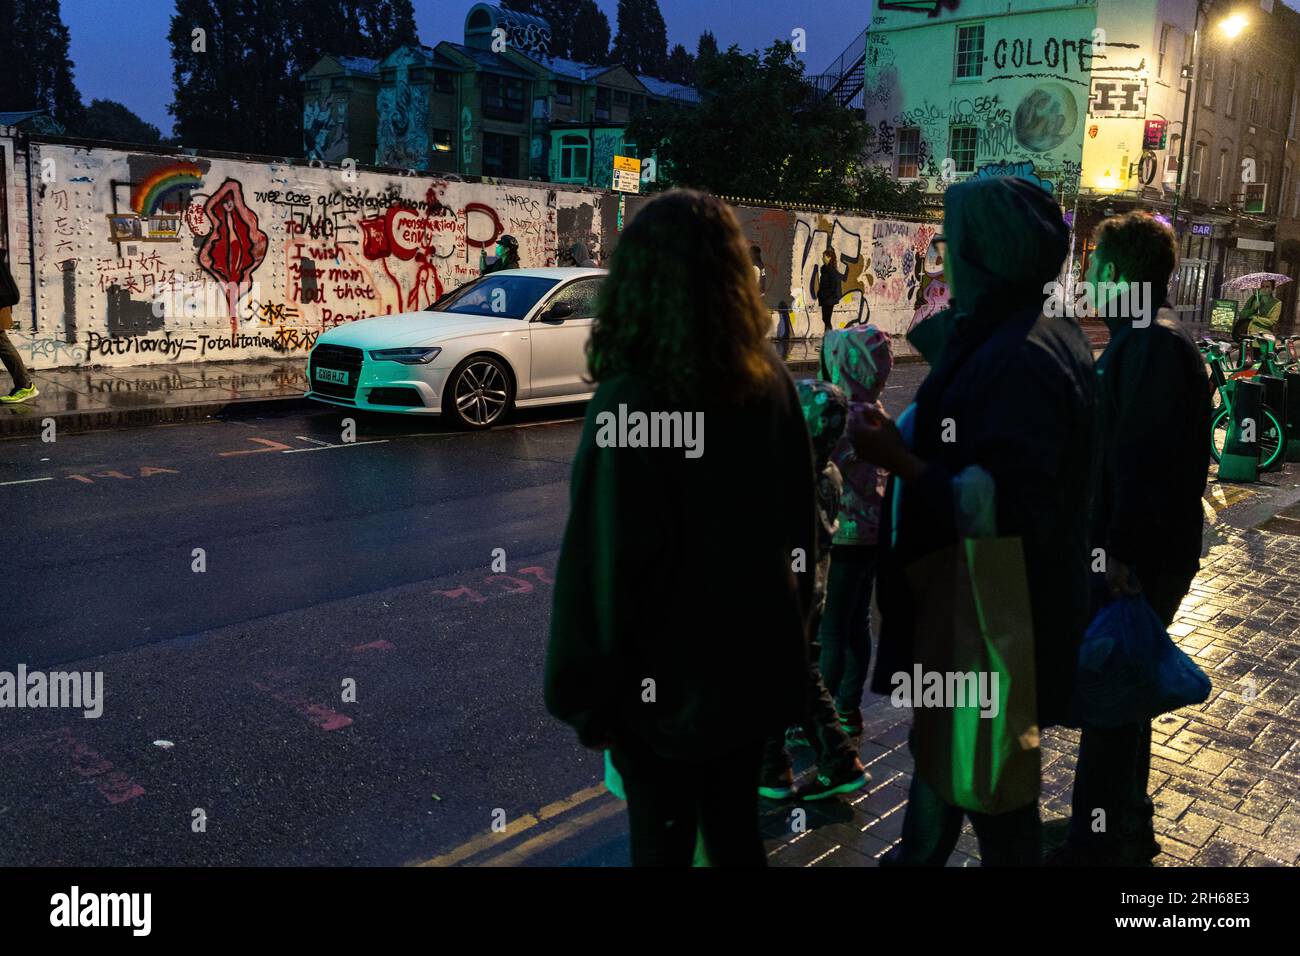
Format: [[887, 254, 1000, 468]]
[[352, 639, 395, 652], [252, 681, 353, 731], [219, 437, 294, 457], [0, 727, 146, 805]]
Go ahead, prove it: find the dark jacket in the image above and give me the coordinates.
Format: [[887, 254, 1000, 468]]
[[817, 260, 844, 306], [1093, 304, 1210, 589], [544, 348, 817, 760], [871, 176, 1097, 728]]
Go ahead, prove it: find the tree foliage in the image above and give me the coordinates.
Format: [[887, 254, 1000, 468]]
[[1, 0, 84, 129], [609, 0, 668, 76], [168, 0, 418, 156], [630, 41, 923, 213], [79, 99, 163, 144]]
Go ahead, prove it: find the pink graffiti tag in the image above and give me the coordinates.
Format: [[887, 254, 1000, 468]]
[[198, 179, 268, 334]]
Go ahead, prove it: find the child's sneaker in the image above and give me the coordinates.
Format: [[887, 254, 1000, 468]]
[[758, 765, 795, 801], [836, 706, 864, 737], [784, 725, 811, 750], [795, 759, 870, 802]]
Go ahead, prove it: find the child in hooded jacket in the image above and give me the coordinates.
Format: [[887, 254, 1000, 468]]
[[758, 378, 870, 803], [819, 324, 894, 736]]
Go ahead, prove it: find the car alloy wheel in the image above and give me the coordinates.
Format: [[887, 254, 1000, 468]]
[[449, 356, 511, 428]]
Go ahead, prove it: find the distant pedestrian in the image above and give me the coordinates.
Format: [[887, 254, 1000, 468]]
[[480, 234, 520, 274], [816, 248, 844, 333], [0, 253, 38, 406], [1241, 280, 1282, 338], [1058, 211, 1212, 866], [818, 324, 894, 738], [568, 241, 597, 268], [758, 378, 870, 804], [544, 189, 818, 867], [847, 176, 1096, 866]]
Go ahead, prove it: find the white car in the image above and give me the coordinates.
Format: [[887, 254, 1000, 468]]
[[305, 267, 605, 428]]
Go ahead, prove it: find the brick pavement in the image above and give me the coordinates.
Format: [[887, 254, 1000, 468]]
[[763, 481, 1300, 867]]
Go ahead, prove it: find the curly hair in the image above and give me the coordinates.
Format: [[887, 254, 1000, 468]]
[[588, 189, 774, 406]]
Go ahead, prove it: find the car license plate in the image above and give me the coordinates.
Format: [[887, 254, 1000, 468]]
[[315, 366, 349, 385]]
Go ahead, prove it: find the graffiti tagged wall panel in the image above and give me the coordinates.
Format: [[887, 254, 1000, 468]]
[[789, 212, 944, 339], [21, 144, 603, 369]]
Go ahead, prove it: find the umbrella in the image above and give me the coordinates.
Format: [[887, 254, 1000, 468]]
[[1223, 272, 1293, 291]]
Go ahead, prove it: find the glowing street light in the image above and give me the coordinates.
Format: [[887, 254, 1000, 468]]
[[1219, 13, 1249, 38]]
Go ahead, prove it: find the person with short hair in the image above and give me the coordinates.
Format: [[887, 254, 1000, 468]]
[[1058, 210, 1212, 866]]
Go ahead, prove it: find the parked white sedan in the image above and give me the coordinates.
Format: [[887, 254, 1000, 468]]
[[305, 267, 604, 428]]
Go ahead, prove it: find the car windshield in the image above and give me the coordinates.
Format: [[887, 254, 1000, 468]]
[[429, 275, 559, 320]]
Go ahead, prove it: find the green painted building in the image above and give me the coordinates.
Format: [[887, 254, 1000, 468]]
[[301, 2, 697, 183]]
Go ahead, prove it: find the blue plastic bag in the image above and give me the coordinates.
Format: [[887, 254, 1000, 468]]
[[1070, 596, 1212, 728]]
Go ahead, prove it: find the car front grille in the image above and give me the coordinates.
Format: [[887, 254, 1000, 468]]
[[309, 344, 364, 400]]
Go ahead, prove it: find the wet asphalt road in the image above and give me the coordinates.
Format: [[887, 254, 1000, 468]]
[[0, 363, 928, 866]]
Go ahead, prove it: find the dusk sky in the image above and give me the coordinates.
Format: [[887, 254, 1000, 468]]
[[60, 0, 864, 137]]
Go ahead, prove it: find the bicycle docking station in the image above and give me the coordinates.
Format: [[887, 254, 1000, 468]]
[[1219, 377, 1263, 483]]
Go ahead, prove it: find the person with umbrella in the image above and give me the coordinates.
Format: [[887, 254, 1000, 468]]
[[1226, 272, 1291, 340]]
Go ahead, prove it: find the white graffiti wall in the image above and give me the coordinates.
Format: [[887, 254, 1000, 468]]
[[15, 142, 604, 369], [787, 212, 945, 340]]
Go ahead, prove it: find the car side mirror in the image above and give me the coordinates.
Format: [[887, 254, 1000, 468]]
[[543, 301, 574, 321]]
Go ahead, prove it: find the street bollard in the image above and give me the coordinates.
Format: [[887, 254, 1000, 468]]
[[1260, 375, 1287, 470], [1219, 378, 1263, 483], [1286, 372, 1300, 462]]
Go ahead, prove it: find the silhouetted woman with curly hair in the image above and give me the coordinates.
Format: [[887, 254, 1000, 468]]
[[544, 190, 819, 866]]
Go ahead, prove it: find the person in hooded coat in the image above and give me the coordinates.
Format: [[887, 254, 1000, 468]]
[[846, 176, 1097, 866], [569, 241, 598, 268]]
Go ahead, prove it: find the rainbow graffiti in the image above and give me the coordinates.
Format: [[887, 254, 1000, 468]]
[[131, 162, 205, 216]]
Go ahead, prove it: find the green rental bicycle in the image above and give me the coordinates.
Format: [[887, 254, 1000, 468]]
[[1200, 338, 1286, 471]]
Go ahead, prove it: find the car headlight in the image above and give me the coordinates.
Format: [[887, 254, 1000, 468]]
[[368, 347, 442, 364]]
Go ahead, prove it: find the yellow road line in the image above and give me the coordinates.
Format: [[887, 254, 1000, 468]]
[[474, 799, 624, 867], [411, 783, 608, 867]]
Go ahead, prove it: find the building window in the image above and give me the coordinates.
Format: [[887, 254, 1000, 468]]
[[595, 87, 610, 120], [629, 94, 646, 116], [1290, 88, 1298, 140], [1226, 61, 1239, 116], [330, 78, 350, 92], [1249, 72, 1262, 123], [896, 128, 921, 178], [954, 24, 984, 80], [1200, 53, 1215, 109], [613, 89, 629, 105], [304, 79, 321, 93], [1178, 34, 1192, 92], [432, 128, 452, 153], [1158, 24, 1172, 81], [948, 125, 977, 173], [482, 73, 525, 120], [559, 134, 589, 180], [555, 82, 573, 105], [1281, 165, 1291, 217], [1293, 178, 1300, 218], [434, 70, 455, 94], [1262, 158, 1273, 210], [1190, 141, 1206, 198], [1215, 149, 1228, 203], [482, 132, 519, 178]]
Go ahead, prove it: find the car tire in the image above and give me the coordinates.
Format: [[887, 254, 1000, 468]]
[[443, 354, 514, 430]]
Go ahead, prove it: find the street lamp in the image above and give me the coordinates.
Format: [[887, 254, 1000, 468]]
[[1171, 5, 1250, 240], [1220, 12, 1249, 38]]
